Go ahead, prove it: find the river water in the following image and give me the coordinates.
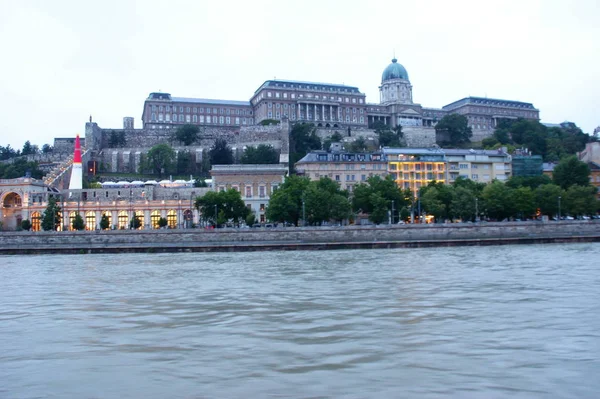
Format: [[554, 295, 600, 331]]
[[1, 243, 599, 398]]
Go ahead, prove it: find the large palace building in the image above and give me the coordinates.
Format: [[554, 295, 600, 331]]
[[140, 57, 540, 138]]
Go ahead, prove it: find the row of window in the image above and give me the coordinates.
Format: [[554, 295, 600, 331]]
[[390, 163, 445, 171], [150, 113, 254, 125], [217, 184, 277, 198], [266, 103, 365, 115], [392, 173, 446, 180], [28, 210, 185, 231], [259, 91, 364, 104], [150, 105, 252, 116]]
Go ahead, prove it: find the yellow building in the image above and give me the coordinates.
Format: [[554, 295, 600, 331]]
[[383, 148, 446, 193]]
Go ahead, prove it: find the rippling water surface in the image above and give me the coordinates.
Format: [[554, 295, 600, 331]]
[[1, 244, 600, 398]]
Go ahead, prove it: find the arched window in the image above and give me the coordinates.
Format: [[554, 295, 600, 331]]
[[167, 210, 177, 229], [118, 211, 128, 230], [69, 211, 78, 231], [183, 209, 193, 228], [31, 211, 41, 231], [131, 212, 144, 230], [101, 211, 112, 230], [85, 211, 96, 231], [151, 210, 161, 229]]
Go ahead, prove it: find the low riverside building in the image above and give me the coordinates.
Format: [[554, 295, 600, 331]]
[[296, 147, 515, 194], [295, 148, 388, 192], [210, 164, 288, 223], [0, 177, 210, 231], [444, 148, 512, 184]]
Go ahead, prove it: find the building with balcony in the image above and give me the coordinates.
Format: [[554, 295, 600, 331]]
[[383, 148, 447, 193], [210, 164, 288, 223], [444, 149, 512, 184], [295, 149, 388, 192]]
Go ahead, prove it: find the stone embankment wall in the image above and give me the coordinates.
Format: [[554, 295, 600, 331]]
[[1, 221, 599, 254]]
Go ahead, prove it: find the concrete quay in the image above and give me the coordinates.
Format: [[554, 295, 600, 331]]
[[1, 221, 599, 255]]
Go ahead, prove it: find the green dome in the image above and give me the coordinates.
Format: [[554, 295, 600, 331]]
[[382, 58, 409, 82]]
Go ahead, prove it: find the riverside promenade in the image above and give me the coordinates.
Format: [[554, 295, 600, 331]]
[[1, 220, 599, 255]]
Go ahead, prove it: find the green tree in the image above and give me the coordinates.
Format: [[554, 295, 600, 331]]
[[129, 212, 142, 229], [435, 114, 472, 146], [259, 119, 279, 126], [421, 180, 455, 220], [290, 123, 321, 172], [482, 136, 499, 149], [368, 193, 388, 224], [0, 158, 44, 179], [420, 187, 445, 221], [241, 144, 279, 164], [552, 155, 591, 189], [352, 175, 410, 222], [506, 175, 553, 190], [176, 150, 196, 175], [100, 214, 110, 230], [41, 197, 61, 231], [158, 217, 168, 228], [173, 124, 200, 146], [21, 219, 32, 231], [373, 122, 403, 147], [146, 144, 176, 177], [266, 175, 311, 225], [303, 177, 351, 225], [0, 144, 18, 160], [511, 186, 536, 219], [450, 186, 476, 221], [481, 180, 513, 220], [347, 137, 368, 152], [42, 144, 53, 154], [563, 185, 598, 217], [195, 189, 249, 226], [72, 213, 85, 231], [245, 212, 257, 226], [209, 138, 234, 165], [22, 140, 34, 155], [535, 184, 563, 217]]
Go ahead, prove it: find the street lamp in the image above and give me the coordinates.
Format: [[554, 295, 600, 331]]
[[214, 204, 218, 227], [302, 196, 306, 227], [558, 196, 561, 221], [390, 200, 395, 224], [475, 197, 479, 222]]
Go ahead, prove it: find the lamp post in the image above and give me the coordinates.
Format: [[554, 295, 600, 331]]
[[390, 200, 395, 224], [302, 196, 306, 227], [178, 199, 182, 229], [475, 197, 479, 222], [214, 204, 218, 227], [189, 192, 194, 228], [558, 196, 561, 221]]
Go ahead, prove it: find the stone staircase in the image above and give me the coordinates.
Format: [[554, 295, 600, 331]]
[[43, 148, 89, 187]]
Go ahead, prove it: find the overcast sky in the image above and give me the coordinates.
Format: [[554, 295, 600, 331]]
[[0, 0, 598, 150]]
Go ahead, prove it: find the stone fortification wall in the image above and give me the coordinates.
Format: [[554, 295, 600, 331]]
[[403, 127, 436, 147], [471, 129, 494, 143], [89, 121, 289, 173], [1, 221, 599, 254]]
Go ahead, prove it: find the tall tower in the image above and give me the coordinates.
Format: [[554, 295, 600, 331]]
[[379, 58, 412, 105], [68, 134, 83, 190]]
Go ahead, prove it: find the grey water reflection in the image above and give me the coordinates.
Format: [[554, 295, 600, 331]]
[[1, 243, 600, 398]]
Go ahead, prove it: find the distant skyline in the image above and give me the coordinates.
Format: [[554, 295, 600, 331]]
[[0, 0, 598, 149]]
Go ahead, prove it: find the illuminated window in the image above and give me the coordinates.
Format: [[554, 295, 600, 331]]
[[167, 210, 177, 228]]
